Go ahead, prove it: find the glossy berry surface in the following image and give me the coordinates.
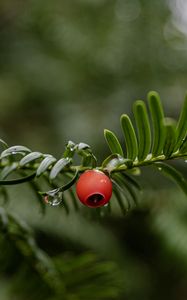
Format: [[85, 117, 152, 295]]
[[76, 170, 113, 208]]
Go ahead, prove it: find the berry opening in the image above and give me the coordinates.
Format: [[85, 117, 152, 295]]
[[86, 193, 104, 207]]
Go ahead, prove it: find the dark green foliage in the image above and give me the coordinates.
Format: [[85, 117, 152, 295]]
[[112, 173, 139, 208], [0, 208, 124, 300], [153, 162, 187, 197], [120, 114, 138, 160], [147, 91, 166, 157], [103, 92, 187, 213], [104, 129, 124, 157], [180, 135, 187, 154], [36, 156, 57, 177], [0, 172, 36, 185], [174, 95, 187, 151], [163, 119, 177, 158], [133, 100, 151, 161], [113, 186, 129, 215], [0, 146, 31, 158], [0, 162, 18, 180], [49, 158, 71, 181], [0, 139, 8, 150]]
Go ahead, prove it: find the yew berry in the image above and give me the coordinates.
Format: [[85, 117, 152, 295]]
[[76, 170, 112, 208]]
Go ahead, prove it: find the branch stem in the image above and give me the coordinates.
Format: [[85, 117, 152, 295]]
[[0, 153, 186, 175]]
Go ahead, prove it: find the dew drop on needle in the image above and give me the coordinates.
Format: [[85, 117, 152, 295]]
[[44, 191, 63, 206]]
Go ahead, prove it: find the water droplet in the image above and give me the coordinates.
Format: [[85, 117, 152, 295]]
[[44, 189, 63, 206]]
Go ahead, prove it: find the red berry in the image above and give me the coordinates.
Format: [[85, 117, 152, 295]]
[[76, 170, 112, 208]]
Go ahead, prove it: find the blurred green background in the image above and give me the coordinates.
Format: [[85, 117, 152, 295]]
[[0, 0, 187, 299]]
